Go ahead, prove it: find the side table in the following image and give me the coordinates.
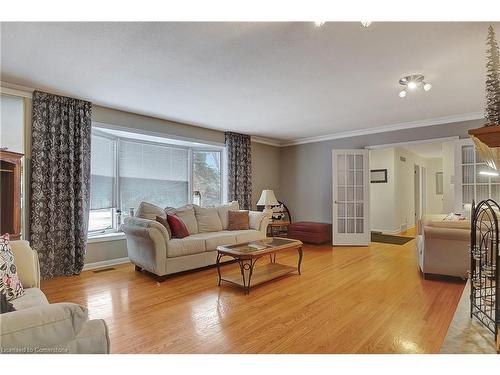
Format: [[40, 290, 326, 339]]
[[267, 220, 290, 237]]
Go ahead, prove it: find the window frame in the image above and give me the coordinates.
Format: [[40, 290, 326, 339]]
[[88, 127, 226, 237], [455, 138, 500, 211], [191, 148, 225, 208], [88, 129, 119, 236]]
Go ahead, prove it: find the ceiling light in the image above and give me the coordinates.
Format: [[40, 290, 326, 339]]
[[399, 90, 407, 98], [407, 81, 418, 90], [314, 21, 326, 28], [398, 74, 432, 98], [479, 170, 499, 176], [360, 21, 372, 27]]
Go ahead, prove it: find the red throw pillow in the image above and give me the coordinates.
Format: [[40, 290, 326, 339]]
[[167, 214, 189, 239]]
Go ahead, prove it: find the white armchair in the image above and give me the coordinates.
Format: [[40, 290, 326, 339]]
[[0, 241, 110, 354]]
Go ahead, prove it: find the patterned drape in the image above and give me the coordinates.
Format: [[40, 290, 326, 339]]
[[30, 91, 92, 279], [225, 132, 252, 209]]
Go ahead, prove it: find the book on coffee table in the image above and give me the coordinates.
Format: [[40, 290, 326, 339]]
[[247, 242, 270, 250]]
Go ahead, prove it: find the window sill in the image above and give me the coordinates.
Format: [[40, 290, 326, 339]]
[[87, 232, 126, 244]]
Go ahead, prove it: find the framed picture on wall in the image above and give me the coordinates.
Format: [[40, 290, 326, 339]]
[[370, 169, 388, 183]]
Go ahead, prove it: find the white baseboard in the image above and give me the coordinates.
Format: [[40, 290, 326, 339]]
[[83, 257, 130, 271]]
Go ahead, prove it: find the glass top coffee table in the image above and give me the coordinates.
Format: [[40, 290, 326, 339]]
[[216, 237, 303, 294]]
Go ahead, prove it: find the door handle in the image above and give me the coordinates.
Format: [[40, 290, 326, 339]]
[[334, 201, 338, 204]]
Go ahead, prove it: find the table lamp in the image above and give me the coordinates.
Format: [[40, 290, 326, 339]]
[[257, 189, 279, 215]]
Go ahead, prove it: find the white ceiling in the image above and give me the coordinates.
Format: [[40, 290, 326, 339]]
[[1, 22, 496, 142], [401, 142, 443, 159]]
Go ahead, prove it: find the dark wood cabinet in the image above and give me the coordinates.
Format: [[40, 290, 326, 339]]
[[0, 150, 23, 240]]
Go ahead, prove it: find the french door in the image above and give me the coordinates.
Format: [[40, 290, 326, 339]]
[[332, 149, 370, 246]]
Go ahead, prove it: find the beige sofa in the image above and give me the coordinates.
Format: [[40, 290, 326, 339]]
[[122, 202, 270, 280], [0, 241, 110, 354], [416, 214, 470, 279]]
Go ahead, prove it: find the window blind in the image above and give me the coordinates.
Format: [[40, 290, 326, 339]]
[[90, 135, 116, 210], [119, 140, 189, 211]]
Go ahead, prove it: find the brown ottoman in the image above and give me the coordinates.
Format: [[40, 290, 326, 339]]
[[287, 222, 332, 245]]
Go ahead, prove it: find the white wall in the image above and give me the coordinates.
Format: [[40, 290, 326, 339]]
[[370, 146, 447, 233], [369, 148, 398, 233], [425, 158, 444, 214], [442, 141, 455, 213], [393, 148, 425, 231], [251, 142, 281, 209]]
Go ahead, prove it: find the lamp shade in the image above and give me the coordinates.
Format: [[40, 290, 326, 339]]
[[257, 189, 279, 206]]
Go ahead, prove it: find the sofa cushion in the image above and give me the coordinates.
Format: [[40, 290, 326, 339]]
[[171, 205, 199, 235], [248, 211, 267, 231], [9, 240, 39, 289], [194, 206, 223, 233], [167, 214, 189, 239], [136, 202, 166, 220], [228, 210, 250, 230], [189, 232, 237, 251], [11, 288, 48, 311], [0, 234, 25, 301], [167, 237, 206, 258], [217, 201, 239, 229], [220, 229, 264, 243], [156, 215, 172, 237]]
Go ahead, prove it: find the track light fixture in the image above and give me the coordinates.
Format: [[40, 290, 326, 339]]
[[398, 74, 432, 98]]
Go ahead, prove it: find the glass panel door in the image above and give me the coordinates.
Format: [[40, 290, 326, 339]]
[[332, 149, 370, 245]]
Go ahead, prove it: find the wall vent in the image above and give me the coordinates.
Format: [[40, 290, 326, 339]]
[[400, 156, 406, 162]]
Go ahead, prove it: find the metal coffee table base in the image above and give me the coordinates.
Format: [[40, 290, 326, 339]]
[[216, 247, 303, 295]]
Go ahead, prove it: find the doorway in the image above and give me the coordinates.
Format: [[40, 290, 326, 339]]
[[414, 164, 421, 224]]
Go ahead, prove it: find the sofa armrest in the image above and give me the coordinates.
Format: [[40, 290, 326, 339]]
[[10, 240, 40, 289], [248, 211, 271, 236], [122, 217, 169, 276], [0, 302, 98, 353], [421, 226, 470, 278], [71, 318, 110, 354], [123, 217, 170, 241]]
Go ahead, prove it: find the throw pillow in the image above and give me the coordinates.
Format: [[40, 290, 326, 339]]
[[217, 201, 240, 229], [0, 291, 16, 314], [155, 215, 172, 238], [228, 210, 250, 231], [194, 206, 223, 232], [0, 234, 25, 301], [167, 214, 190, 239], [136, 202, 166, 220], [172, 206, 198, 234]]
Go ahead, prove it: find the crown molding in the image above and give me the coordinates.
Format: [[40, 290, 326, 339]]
[[1, 79, 484, 149], [365, 136, 459, 150], [279, 112, 484, 147], [251, 136, 283, 147], [0, 81, 33, 98]]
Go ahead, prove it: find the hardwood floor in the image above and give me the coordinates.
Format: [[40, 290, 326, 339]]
[[41, 233, 465, 353]]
